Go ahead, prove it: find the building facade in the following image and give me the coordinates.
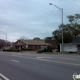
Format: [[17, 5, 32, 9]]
[[13, 39, 50, 51], [60, 39, 80, 52]]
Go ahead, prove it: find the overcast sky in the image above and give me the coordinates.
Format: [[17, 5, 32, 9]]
[[0, 0, 80, 42]]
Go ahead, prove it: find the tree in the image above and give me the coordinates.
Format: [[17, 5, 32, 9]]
[[52, 24, 73, 43], [20, 36, 27, 40], [0, 39, 11, 49], [0, 39, 5, 49], [33, 37, 42, 40], [44, 37, 57, 49], [67, 14, 80, 38], [44, 37, 52, 44], [52, 13, 80, 44], [67, 14, 80, 24]]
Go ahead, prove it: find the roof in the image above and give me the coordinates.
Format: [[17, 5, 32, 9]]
[[60, 39, 80, 45], [21, 39, 50, 45], [70, 39, 80, 43]]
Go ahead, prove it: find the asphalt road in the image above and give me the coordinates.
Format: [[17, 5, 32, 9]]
[[0, 52, 80, 80]]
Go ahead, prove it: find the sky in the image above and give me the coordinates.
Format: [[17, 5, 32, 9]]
[[0, 0, 80, 42]]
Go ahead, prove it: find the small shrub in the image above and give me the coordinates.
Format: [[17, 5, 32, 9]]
[[22, 48, 31, 51], [3, 49, 20, 52], [43, 48, 47, 52], [27, 48, 31, 51], [47, 46, 53, 52], [37, 47, 53, 53], [37, 49, 44, 53], [3, 49, 7, 51], [78, 53, 80, 55]]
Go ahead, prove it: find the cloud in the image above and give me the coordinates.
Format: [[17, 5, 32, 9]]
[[0, 0, 80, 42]]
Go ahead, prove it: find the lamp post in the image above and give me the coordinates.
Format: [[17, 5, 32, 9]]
[[0, 31, 7, 49], [49, 3, 63, 53]]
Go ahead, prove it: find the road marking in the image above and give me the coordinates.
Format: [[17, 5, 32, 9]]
[[16, 56, 80, 66], [36, 57, 77, 60], [1, 53, 80, 66], [11, 56, 80, 66], [0, 73, 9, 80], [36, 57, 51, 59], [11, 60, 20, 63], [61, 58, 77, 60], [37, 58, 80, 66]]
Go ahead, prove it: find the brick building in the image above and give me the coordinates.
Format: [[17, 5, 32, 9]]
[[13, 39, 50, 51]]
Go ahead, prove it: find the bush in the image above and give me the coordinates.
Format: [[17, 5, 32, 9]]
[[37, 46, 53, 53], [78, 53, 80, 55], [3, 49, 7, 51], [37, 46, 54, 53], [22, 48, 31, 51], [37, 49, 44, 53], [43, 48, 47, 52], [3, 48, 31, 52], [47, 46, 53, 52], [3, 49, 20, 52]]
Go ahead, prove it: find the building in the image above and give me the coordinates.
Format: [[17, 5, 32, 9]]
[[13, 39, 50, 51], [60, 39, 80, 52]]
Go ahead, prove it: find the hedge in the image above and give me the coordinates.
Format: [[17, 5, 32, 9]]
[[22, 48, 31, 51], [3, 49, 20, 52], [37, 47, 53, 53], [3, 48, 31, 52], [36, 49, 44, 53]]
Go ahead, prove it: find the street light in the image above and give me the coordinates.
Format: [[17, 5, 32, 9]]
[[49, 3, 64, 53], [0, 31, 7, 49]]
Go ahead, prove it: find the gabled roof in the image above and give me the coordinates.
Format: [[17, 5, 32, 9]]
[[60, 39, 80, 45], [70, 39, 80, 43], [21, 39, 50, 45]]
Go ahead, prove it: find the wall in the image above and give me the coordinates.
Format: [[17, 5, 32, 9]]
[[28, 45, 40, 51], [60, 44, 77, 52], [13, 40, 26, 49]]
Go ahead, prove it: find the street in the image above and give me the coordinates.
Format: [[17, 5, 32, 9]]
[[0, 52, 80, 80]]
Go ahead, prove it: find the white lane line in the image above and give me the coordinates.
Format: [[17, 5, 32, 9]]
[[36, 57, 51, 59], [11, 60, 20, 63], [0, 73, 10, 80]]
